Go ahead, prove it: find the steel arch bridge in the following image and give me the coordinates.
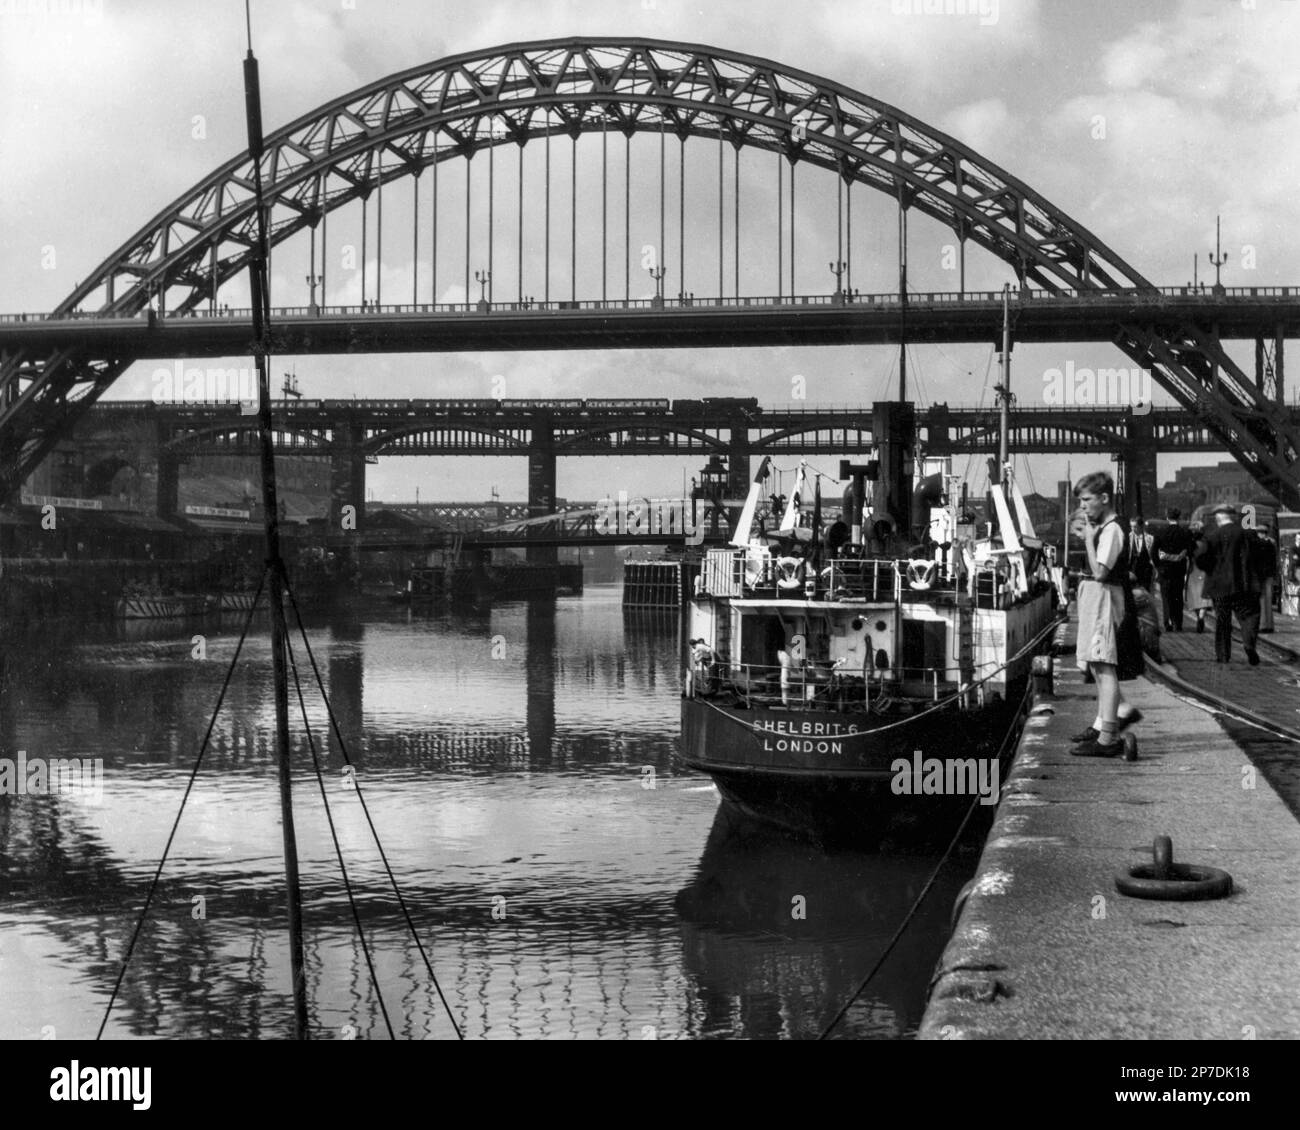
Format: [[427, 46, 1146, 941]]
[[3, 37, 1297, 506]]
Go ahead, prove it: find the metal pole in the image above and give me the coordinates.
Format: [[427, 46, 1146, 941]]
[[545, 129, 550, 304], [518, 142, 524, 305], [679, 133, 685, 301], [790, 160, 796, 298], [777, 154, 782, 300], [321, 201, 327, 306], [845, 178, 851, 294], [837, 173, 842, 282], [898, 196, 907, 402], [432, 151, 438, 304], [571, 132, 577, 303], [998, 283, 1011, 474], [376, 174, 382, 308], [718, 123, 724, 301], [488, 140, 495, 303], [241, 39, 308, 1041], [602, 117, 608, 304], [734, 145, 739, 298], [659, 123, 665, 290], [464, 156, 470, 306], [361, 195, 367, 307], [625, 132, 630, 303], [412, 175, 419, 307]]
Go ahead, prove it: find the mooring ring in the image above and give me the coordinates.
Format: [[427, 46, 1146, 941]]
[[1114, 862, 1233, 901], [1114, 835, 1233, 900]]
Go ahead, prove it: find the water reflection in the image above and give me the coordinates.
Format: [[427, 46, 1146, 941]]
[[675, 806, 975, 1039], [0, 587, 979, 1039]]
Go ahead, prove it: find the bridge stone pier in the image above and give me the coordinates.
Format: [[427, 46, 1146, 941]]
[[527, 418, 557, 564], [726, 417, 751, 516], [156, 416, 182, 521], [327, 421, 369, 540], [1123, 409, 1160, 518]]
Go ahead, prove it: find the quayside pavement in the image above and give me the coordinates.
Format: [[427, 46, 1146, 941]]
[[918, 610, 1300, 1040]]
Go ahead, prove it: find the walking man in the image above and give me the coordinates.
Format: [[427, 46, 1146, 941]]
[[1254, 527, 1278, 633], [1129, 517, 1156, 591], [1195, 503, 1263, 665], [1153, 507, 1194, 631]]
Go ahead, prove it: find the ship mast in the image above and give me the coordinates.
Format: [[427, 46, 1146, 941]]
[[995, 282, 1012, 483], [242, 5, 310, 1040]]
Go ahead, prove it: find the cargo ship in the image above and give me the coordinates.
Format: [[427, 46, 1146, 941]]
[[679, 289, 1061, 844]]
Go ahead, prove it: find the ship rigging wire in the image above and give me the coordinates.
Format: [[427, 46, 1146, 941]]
[[96, 570, 268, 1039], [285, 630, 396, 1039], [95, 569, 465, 1040], [284, 583, 465, 1038]]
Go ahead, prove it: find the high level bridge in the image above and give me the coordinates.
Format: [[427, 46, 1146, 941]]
[[72, 397, 1300, 537], [3, 37, 1296, 523]]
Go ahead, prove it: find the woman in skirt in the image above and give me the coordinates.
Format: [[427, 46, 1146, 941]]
[[1185, 517, 1211, 632], [1071, 471, 1141, 755]]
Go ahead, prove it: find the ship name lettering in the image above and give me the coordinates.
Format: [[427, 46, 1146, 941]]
[[757, 720, 854, 736], [763, 738, 844, 755]]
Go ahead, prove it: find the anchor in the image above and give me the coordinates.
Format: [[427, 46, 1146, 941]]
[[1114, 835, 1233, 901]]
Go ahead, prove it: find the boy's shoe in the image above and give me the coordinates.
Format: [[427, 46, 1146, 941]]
[[1071, 710, 1142, 744], [1071, 738, 1123, 757]]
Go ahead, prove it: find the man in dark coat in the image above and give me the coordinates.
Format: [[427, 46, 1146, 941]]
[[1195, 503, 1263, 665], [1153, 508, 1195, 631], [1129, 517, 1156, 590]]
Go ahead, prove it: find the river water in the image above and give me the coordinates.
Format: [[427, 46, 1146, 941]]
[[0, 585, 985, 1040]]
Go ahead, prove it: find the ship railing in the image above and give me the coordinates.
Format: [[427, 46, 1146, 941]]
[[972, 561, 1018, 609], [825, 558, 902, 602], [702, 659, 980, 709]]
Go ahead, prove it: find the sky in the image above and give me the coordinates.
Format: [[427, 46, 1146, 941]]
[[2, 0, 1297, 503]]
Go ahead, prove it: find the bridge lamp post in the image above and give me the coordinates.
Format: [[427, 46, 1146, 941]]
[[829, 259, 847, 304], [475, 269, 491, 310], [305, 273, 323, 316], [648, 265, 667, 307], [1209, 215, 1228, 297]]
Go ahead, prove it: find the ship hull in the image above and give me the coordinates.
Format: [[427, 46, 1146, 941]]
[[680, 689, 1025, 847]]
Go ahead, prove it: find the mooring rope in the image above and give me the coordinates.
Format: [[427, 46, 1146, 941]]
[[817, 674, 1034, 1040], [96, 569, 268, 1039]]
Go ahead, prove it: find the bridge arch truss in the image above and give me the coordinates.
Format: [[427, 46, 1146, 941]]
[[3, 37, 1297, 505]]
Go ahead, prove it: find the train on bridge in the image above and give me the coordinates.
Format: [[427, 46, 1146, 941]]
[[98, 396, 760, 415]]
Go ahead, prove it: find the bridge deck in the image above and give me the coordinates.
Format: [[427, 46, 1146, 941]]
[[2, 289, 1297, 355]]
